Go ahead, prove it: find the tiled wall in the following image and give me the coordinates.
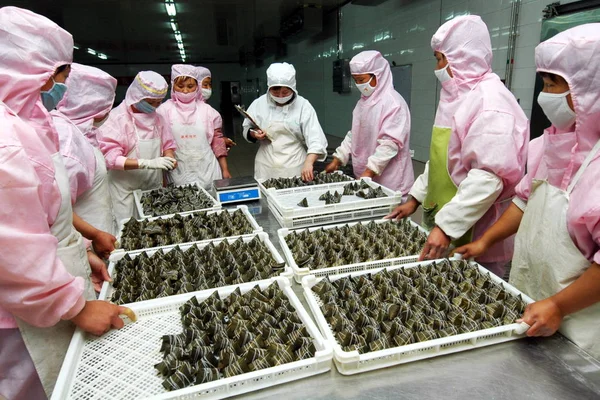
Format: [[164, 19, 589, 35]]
[[242, 0, 561, 162]]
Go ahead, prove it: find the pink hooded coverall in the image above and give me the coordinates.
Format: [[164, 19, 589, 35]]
[[0, 7, 91, 399], [157, 64, 226, 188], [52, 63, 118, 235], [409, 16, 529, 273], [333, 50, 414, 195], [511, 24, 600, 359]]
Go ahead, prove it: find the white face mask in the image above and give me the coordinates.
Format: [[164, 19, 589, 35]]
[[201, 88, 212, 100], [434, 64, 452, 83], [537, 91, 576, 130], [355, 76, 376, 97], [270, 92, 293, 104]]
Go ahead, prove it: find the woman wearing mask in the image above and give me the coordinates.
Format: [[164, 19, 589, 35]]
[[98, 71, 177, 223], [242, 62, 328, 181], [456, 24, 600, 358], [157, 64, 230, 188], [196, 66, 236, 150], [0, 7, 130, 398], [53, 63, 118, 237], [387, 15, 529, 277], [325, 50, 414, 194]]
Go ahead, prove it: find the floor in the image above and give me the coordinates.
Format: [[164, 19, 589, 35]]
[[224, 116, 426, 223]]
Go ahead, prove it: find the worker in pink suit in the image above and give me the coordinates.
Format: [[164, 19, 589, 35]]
[[326, 50, 415, 196], [53, 63, 119, 237], [195, 65, 236, 150], [387, 15, 529, 277], [97, 71, 177, 223], [0, 7, 130, 399], [456, 24, 600, 359], [157, 64, 230, 189]]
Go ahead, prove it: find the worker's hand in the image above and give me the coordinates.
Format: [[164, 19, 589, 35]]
[[385, 197, 419, 221], [454, 239, 490, 260], [222, 169, 232, 179], [138, 157, 177, 170], [360, 169, 376, 179], [91, 230, 116, 259], [88, 250, 112, 293], [250, 129, 268, 141], [301, 161, 315, 182], [70, 300, 132, 336], [325, 158, 341, 173], [224, 137, 236, 150], [419, 226, 451, 261], [518, 298, 563, 337]]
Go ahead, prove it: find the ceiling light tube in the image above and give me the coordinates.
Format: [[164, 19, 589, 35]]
[[171, 22, 178, 32], [98, 53, 107, 59], [87, 48, 96, 55], [165, 3, 176, 17]]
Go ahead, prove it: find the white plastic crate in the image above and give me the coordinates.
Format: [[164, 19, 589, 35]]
[[53, 278, 333, 400], [278, 218, 429, 283], [266, 177, 402, 220], [269, 201, 395, 229], [113, 205, 262, 255], [256, 171, 354, 196], [302, 258, 534, 375], [101, 232, 293, 302], [134, 182, 221, 219]]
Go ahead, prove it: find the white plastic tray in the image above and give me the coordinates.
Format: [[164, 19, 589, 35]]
[[302, 258, 534, 375], [101, 232, 293, 301], [134, 182, 221, 219], [113, 205, 263, 255], [269, 201, 394, 229], [278, 218, 429, 283], [266, 177, 402, 219], [256, 171, 354, 196], [53, 278, 333, 400]]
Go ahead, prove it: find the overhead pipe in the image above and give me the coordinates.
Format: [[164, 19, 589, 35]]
[[505, 0, 521, 90]]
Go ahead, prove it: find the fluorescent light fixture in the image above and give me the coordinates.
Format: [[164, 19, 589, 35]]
[[177, 42, 184, 50], [165, 2, 176, 17], [171, 22, 178, 32], [175, 33, 182, 42], [73, 44, 80, 50], [87, 48, 96, 55], [98, 53, 107, 60]]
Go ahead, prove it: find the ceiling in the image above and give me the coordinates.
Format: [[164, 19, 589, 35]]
[[7, 0, 350, 65]]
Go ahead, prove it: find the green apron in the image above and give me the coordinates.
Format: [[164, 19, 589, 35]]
[[422, 126, 473, 247]]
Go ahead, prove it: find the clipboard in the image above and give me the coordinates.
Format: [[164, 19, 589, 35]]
[[235, 104, 272, 140]]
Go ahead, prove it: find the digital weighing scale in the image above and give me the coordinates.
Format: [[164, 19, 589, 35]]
[[213, 176, 261, 204]]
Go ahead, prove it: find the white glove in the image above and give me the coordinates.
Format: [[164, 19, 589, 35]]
[[138, 157, 176, 170]]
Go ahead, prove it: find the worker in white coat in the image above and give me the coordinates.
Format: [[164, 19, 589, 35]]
[[456, 24, 600, 359], [97, 71, 177, 223], [242, 62, 328, 181]]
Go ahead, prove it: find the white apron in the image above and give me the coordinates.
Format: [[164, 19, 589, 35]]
[[254, 106, 306, 180], [168, 106, 221, 189], [73, 147, 117, 235], [16, 152, 96, 397], [511, 139, 600, 359], [108, 124, 162, 223]]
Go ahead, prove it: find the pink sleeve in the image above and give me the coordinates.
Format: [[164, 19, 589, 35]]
[[0, 144, 85, 327], [515, 136, 546, 202], [211, 128, 227, 158], [461, 110, 526, 188], [97, 116, 129, 170], [157, 113, 177, 153]]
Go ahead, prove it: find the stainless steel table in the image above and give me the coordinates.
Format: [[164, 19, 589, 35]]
[[227, 198, 600, 399]]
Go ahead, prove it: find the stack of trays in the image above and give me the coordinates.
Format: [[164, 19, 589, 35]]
[[265, 177, 403, 229], [302, 258, 533, 375], [134, 182, 221, 219], [278, 218, 429, 283], [53, 278, 333, 400]]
